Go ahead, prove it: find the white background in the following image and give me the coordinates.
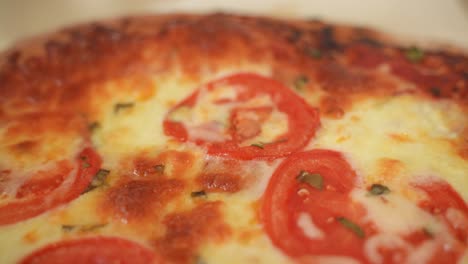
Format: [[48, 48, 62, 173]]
[[1, 0, 468, 51]]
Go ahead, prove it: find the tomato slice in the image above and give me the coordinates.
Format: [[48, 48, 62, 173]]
[[19, 237, 159, 264], [163, 73, 320, 160], [261, 150, 371, 260], [262, 150, 468, 263], [373, 179, 468, 264], [413, 179, 468, 257], [0, 147, 101, 225]]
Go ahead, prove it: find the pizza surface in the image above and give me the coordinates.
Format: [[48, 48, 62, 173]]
[[0, 13, 467, 264]]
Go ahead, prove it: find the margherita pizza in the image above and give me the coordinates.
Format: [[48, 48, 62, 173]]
[[0, 13, 467, 264]]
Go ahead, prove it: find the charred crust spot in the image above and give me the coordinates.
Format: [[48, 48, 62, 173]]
[[154, 202, 230, 263], [197, 158, 248, 194], [104, 179, 184, 221], [8, 140, 39, 154], [316, 62, 375, 93], [429, 86, 442, 98], [319, 26, 340, 51], [197, 173, 243, 193], [0, 13, 467, 116], [286, 28, 303, 43], [319, 96, 345, 119], [356, 37, 382, 47]]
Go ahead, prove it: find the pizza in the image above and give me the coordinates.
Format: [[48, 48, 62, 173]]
[[0, 13, 467, 264]]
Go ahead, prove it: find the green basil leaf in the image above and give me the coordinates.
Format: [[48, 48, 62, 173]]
[[369, 183, 390, 196], [405, 46, 424, 63], [296, 171, 323, 190], [336, 217, 365, 238]]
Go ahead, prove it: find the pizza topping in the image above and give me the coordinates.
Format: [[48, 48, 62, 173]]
[[422, 227, 434, 238], [164, 73, 320, 159], [296, 171, 323, 190], [336, 217, 365, 238], [191, 190, 207, 198], [83, 169, 110, 193], [61, 223, 107, 233], [114, 102, 135, 114], [293, 75, 309, 91], [19, 237, 158, 264], [405, 46, 425, 63], [197, 172, 243, 193], [103, 178, 184, 222], [196, 157, 248, 194], [262, 150, 368, 259], [87, 121, 101, 133], [430, 86, 442, 97], [262, 149, 468, 263], [297, 213, 324, 239], [0, 114, 101, 225], [412, 178, 468, 243], [154, 201, 231, 263], [368, 183, 390, 196], [306, 48, 322, 59], [250, 142, 265, 149], [154, 164, 165, 174], [352, 177, 467, 263]]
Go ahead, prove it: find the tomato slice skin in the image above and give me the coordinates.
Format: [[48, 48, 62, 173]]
[[413, 179, 468, 245], [261, 150, 370, 260], [163, 73, 320, 160], [0, 147, 101, 226], [19, 237, 159, 264], [262, 150, 468, 263]]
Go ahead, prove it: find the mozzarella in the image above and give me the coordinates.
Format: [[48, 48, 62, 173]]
[[1, 61, 467, 264], [297, 213, 325, 239], [351, 190, 446, 235], [312, 95, 468, 201]]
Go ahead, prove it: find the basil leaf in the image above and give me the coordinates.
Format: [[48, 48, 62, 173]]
[[296, 171, 323, 190], [80, 156, 91, 168], [306, 48, 322, 59], [250, 143, 264, 149], [430, 87, 441, 97], [422, 227, 434, 238], [336, 217, 365, 238], [369, 184, 390, 196], [83, 169, 110, 193], [114, 102, 135, 114], [294, 75, 309, 91], [61, 225, 75, 232], [405, 46, 424, 63], [61, 223, 107, 233], [154, 164, 165, 174], [191, 190, 207, 198], [88, 122, 101, 133]]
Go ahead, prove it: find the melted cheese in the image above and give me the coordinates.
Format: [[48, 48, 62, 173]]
[[0, 115, 85, 204], [312, 95, 468, 201], [297, 213, 325, 239], [168, 87, 289, 144], [1, 60, 467, 264], [352, 190, 447, 235]]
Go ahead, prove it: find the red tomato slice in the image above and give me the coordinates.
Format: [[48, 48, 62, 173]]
[[262, 150, 468, 263], [163, 73, 320, 160], [261, 150, 371, 261], [413, 179, 468, 251], [0, 147, 101, 225], [374, 179, 468, 264], [20, 237, 159, 264]]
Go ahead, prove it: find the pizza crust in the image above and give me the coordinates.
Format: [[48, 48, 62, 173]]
[[0, 13, 467, 264]]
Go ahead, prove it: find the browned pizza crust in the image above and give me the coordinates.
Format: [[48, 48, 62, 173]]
[[1, 13, 467, 113], [0, 13, 467, 158]]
